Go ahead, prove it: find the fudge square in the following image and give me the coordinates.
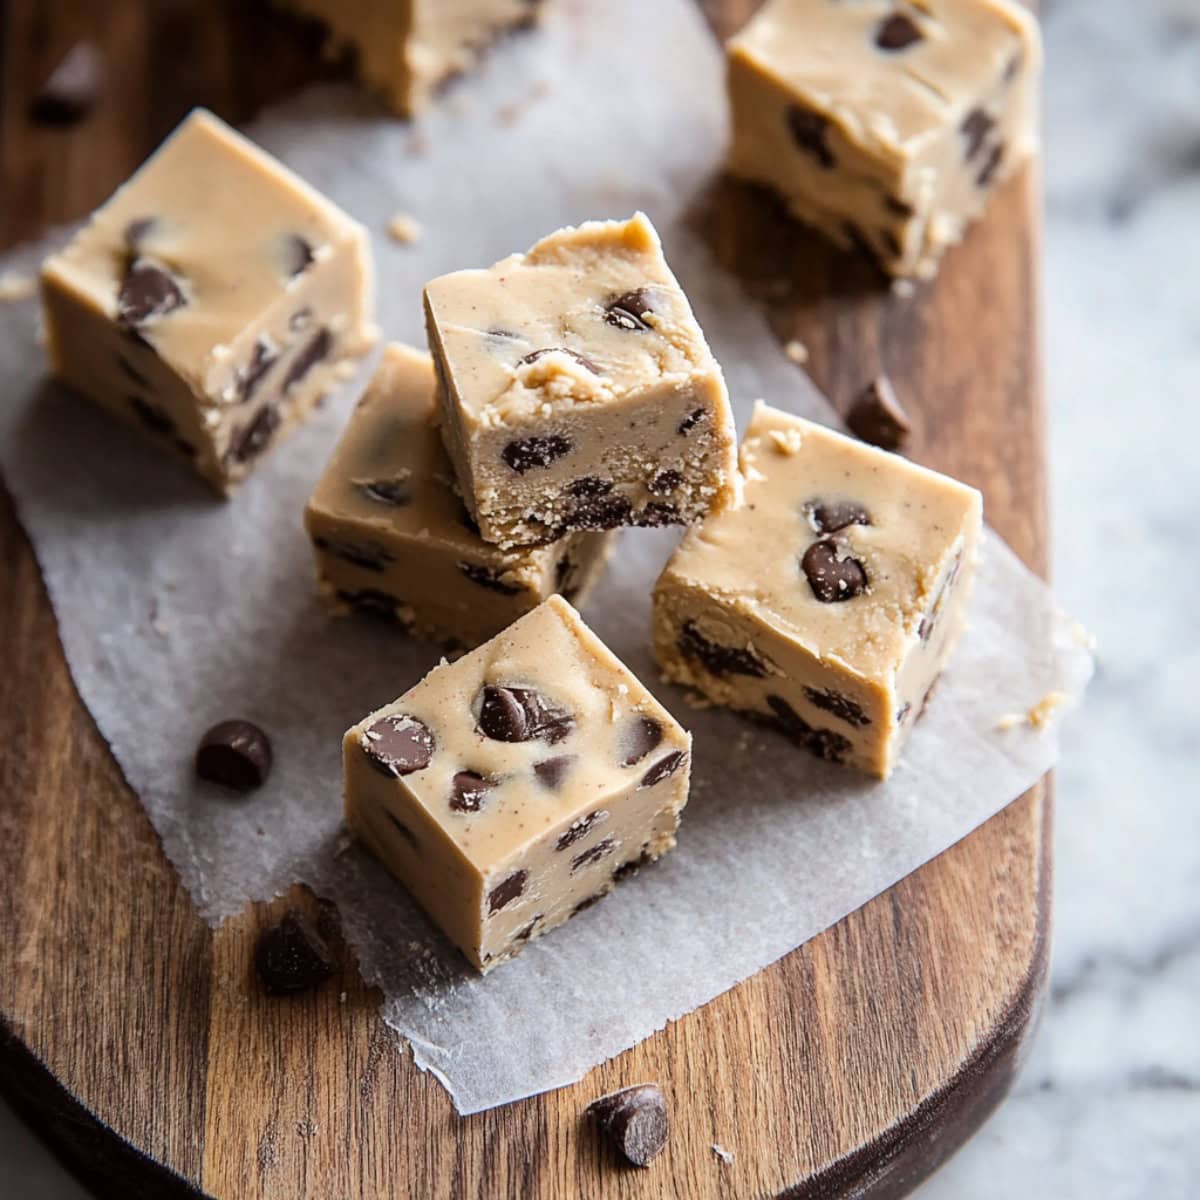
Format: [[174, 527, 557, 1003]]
[[726, 0, 1042, 279], [305, 344, 615, 648], [653, 402, 982, 779], [344, 595, 691, 972], [423, 213, 739, 549], [272, 0, 547, 116], [40, 108, 375, 493]]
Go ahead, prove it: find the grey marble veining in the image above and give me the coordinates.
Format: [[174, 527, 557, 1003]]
[[2, 0, 1195, 1193]]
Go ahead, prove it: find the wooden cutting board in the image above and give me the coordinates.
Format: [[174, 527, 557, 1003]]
[[0, 2, 1047, 1197]]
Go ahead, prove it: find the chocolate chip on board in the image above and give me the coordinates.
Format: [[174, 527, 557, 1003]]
[[587, 1083, 670, 1168], [846, 375, 912, 451], [801, 539, 869, 602], [195, 718, 273, 791], [255, 909, 336, 996], [30, 42, 103, 126], [875, 13, 923, 51], [361, 714, 435, 776]]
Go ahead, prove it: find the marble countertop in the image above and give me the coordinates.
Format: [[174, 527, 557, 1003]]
[[3, 0, 1196, 1194]]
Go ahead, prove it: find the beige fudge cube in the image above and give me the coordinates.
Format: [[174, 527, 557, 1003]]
[[653, 403, 982, 779], [273, 0, 547, 116], [40, 109, 376, 493], [424, 213, 739, 549], [305, 344, 615, 648], [344, 595, 691, 972], [727, 0, 1042, 279]]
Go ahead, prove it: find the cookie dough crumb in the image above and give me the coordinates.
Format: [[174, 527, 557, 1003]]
[[711, 1143, 735, 1165], [995, 690, 1069, 731], [769, 427, 804, 456], [0, 271, 36, 303], [783, 339, 808, 365], [387, 213, 423, 245]]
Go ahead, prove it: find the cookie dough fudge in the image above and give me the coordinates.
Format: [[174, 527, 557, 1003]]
[[345, 595, 691, 971], [305, 344, 614, 647], [727, 0, 1042, 278], [424, 213, 739, 549], [40, 108, 375, 492], [273, 0, 547, 116], [653, 403, 982, 778]]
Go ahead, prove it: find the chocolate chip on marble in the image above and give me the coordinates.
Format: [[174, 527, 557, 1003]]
[[678, 620, 766, 678], [336, 588, 406, 624], [640, 751, 686, 789], [117, 258, 186, 331], [129, 395, 175, 437], [449, 770, 494, 813], [976, 142, 1006, 188], [604, 288, 656, 332], [571, 836, 617, 874], [567, 476, 613, 499], [361, 714, 435, 777], [30, 41, 103, 126], [118, 353, 150, 388], [587, 1084, 670, 1168], [805, 498, 871, 535], [764, 695, 853, 764], [234, 337, 279, 403], [384, 810, 421, 851], [314, 535, 393, 572], [477, 685, 574, 744], [847, 375, 912, 451], [228, 403, 281, 464], [534, 754, 576, 790], [357, 476, 412, 506], [677, 407, 707, 436], [557, 809, 609, 851], [621, 716, 663, 767], [195, 719, 273, 791], [875, 13, 923, 51], [802, 540, 868, 602], [283, 326, 332, 392], [613, 845, 653, 882], [488, 869, 528, 914], [637, 501, 681, 528], [787, 105, 835, 169], [517, 347, 601, 374], [123, 217, 157, 250], [648, 469, 682, 495], [282, 233, 316, 279], [502, 434, 573, 474], [570, 492, 632, 530], [803, 687, 871, 728], [960, 108, 996, 163], [457, 562, 522, 595], [255, 909, 335, 996]]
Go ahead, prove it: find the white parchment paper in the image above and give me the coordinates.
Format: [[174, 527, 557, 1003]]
[[0, 0, 1092, 1113]]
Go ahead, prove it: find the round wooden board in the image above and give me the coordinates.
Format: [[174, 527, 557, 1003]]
[[0, 2, 1048, 1197]]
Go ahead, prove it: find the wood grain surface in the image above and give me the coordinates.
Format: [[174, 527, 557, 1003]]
[[0, 2, 1048, 1197]]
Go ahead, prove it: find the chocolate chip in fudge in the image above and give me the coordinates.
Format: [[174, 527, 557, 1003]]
[[787, 105, 835, 170], [117, 353, 150, 388], [30, 42, 103, 126], [488, 869, 528, 914], [765, 695, 853, 764], [314, 535, 393, 572], [337, 588, 406, 624], [129, 395, 175, 437], [518, 347, 601, 374], [883, 194, 915, 219], [567, 476, 613, 499], [875, 13, 923, 51], [357, 476, 412, 506], [976, 142, 1006, 188], [803, 687, 871, 728], [361, 714, 435, 777], [477, 685, 574, 744], [621, 716, 663, 767], [569, 492, 633, 530], [123, 217, 157, 251], [640, 751, 686, 789], [604, 288, 656, 332], [637, 501, 681, 528], [805, 498, 871, 535], [896, 701, 912, 724], [846, 375, 912, 451], [918, 673, 942, 720], [195, 719, 273, 791], [534, 754, 576, 790], [283, 326, 332, 393], [384, 810, 421, 851], [572, 891, 608, 917], [290, 306, 313, 332], [960, 108, 996, 163], [282, 233, 316, 279], [613, 845, 654, 882], [587, 1084, 670, 1168], [557, 808, 609, 851], [677, 407, 707, 436], [571, 836, 617, 874], [255, 909, 336, 996], [802, 540, 869, 603], [648, 469, 682, 495], [502, 434, 573, 474], [228, 403, 281, 464], [117, 258, 186, 331], [678, 619, 766, 678], [233, 337, 279, 404], [457, 562, 523, 595], [449, 770, 494, 813]]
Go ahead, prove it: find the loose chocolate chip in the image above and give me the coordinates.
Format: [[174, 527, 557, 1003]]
[[255, 909, 335, 996], [195, 719, 273, 791], [621, 716, 663, 767], [117, 258, 186, 331], [361, 714, 435, 777], [640, 751, 686, 789], [960, 108, 996, 163], [30, 42, 103, 126], [976, 142, 1006, 188], [227, 404, 281, 464], [357, 477, 412, 506], [571, 836, 617, 873], [787, 105, 835, 170], [557, 809, 609, 851], [534, 755, 576, 790], [458, 562, 523, 595], [677, 407, 706, 436], [884, 194, 915, 219], [123, 217, 157, 250], [637, 501, 681, 528], [384, 810, 420, 851], [502, 434, 572, 474], [847, 375, 912, 451], [517, 347, 601, 374], [648, 469, 682, 495], [603, 288, 656, 332], [806, 498, 871, 535], [129, 395, 175, 437], [477, 685, 574, 744], [282, 233, 315, 279], [488, 869, 528, 914], [570, 492, 633, 530], [117, 353, 150, 387], [804, 687, 871, 728], [233, 337, 279, 404], [567, 476, 612, 499], [764, 695, 853, 764], [896, 701, 912, 724], [572, 891, 608, 916], [875, 13, 923, 51], [449, 770, 494, 813], [336, 588, 404, 623], [802, 540, 869, 603], [613, 846, 654, 882], [677, 620, 766, 678], [587, 1084, 669, 1168], [283, 326, 332, 393]]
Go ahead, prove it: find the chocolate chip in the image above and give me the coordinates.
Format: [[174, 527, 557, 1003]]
[[233, 337, 278, 404], [621, 716, 663, 767], [604, 288, 656, 331], [290, 306, 314, 332], [117, 353, 150, 387], [803, 687, 871, 728], [847, 375, 911, 451], [875, 13, 923, 51], [960, 108, 996, 163], [805, 499, 871, 535], [648, 469, 682, 495], [30, 42, 103, 126], [534, 755, 576, 790], [449, 770, 494, 813], [123, 217, 157, 250], [637, 501, 681, 528], [283, 327, 332, 392], [517, 347, 601, 374], [640, 751, 686, 789], [918, 674, 942, 720], [571, 836, 617, 874], [357, 477, 412, 506], [314, 536, 393, 572], [255, 909, 335, 996], [457, 562, 523, 595], [129, 395, 174, 437], [613, 846, 653, 882], [384, 810, 420, 851], [677, 620, 766, 678], [572, 892, 608, 916], [587, 1084, 669, 1168], [881, 229, 903, 259], [677, 408, 706, 436], [764, 695, 853, 764], [477, 685, 574, 744], [976, 142, 1005, 188], [557, 809, 609, 851], [802, 540, 868, 603], [361, 714, 435, 777], [487, 326, 522, 341], [896, 701, 912, 724], [117, 258, 186, 331], [884, 194, 914, 218], [336, 588, 405, 623], [227, 403, 281, 464], [502, 435, 572, 474], [488, 869, 528, 914], [567, 476, 612, 499], [569, 492, 632, 530], [282, 234, 315, 279], [195, 719, 272, 791], [787, 105, 835, 169]]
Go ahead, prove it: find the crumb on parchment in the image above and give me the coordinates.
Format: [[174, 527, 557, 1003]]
[[995, 690, 1069, 731], [387, 213, 423, 245]]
